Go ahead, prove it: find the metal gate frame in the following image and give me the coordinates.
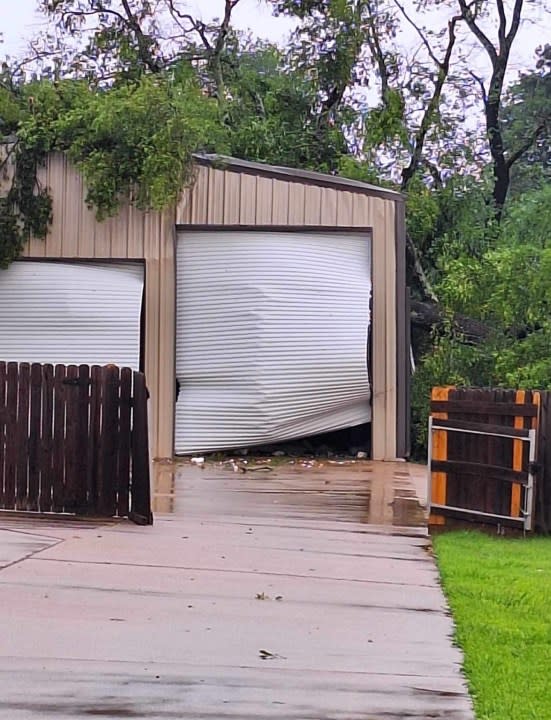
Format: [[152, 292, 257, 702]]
[[428, 418, 537, 531]]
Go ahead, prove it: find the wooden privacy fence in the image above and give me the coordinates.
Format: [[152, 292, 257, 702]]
[[428, 387, 551, 533], [0, 362, 152, 524]]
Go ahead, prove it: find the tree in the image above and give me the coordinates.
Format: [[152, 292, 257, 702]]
[[410, 183, 551, 455], [269, 0, 473, 301], [502, 45, 551, 196], [0, 69, 52, 268], [456, 0, 547, 217], [0, 62, 224, 266], [34, 0, 243, 89], [222, 39, 351, 170]]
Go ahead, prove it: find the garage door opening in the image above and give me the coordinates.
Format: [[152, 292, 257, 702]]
[[0, 260, 144, 369], [175, 230, 372, 456]]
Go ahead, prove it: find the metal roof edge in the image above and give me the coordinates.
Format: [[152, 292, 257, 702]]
[[192, 154, 405, 202]]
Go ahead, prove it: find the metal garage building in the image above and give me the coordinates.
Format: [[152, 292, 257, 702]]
[[2, 153, 408, 463]]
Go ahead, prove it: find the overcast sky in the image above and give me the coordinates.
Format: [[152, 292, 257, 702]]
[[0, 0, 295, 57], [1, 0, 548, 79]]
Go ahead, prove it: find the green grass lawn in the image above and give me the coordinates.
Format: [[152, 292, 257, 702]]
[[433, 532, 551, 720]]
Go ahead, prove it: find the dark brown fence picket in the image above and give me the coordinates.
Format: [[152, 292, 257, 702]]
[[15, 362, 30, 510], [130, 371, 152, 525], [0, 361, 151, 524], [64, 364, 79, 511], [5, 363, 18, 509], [40, 364, 54, 513], [75, 364, 90, 512], [98, 365, 119, 516], [0, 362, 5, 508], [536, 394, 551, 534], [52, 364, 66, 513], [28, 363, 42, 512], [117, 367, 132, 518]]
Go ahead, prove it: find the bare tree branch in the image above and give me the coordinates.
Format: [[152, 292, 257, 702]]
[[507, 0, 524, 45], [119, 0, 160, 72], [401, 15, 461, 190], [469, 70, 487, 105], [459, 0, 526, 214], [496, 0, 507, 46], [56, 4, 130, 29], [407, 235, 439, 303], [457, 0, 497, 63], [506, 124, 545, 169], [164, 2, 214, 51], [391, 0, 441, 68], [0, 140, 19, 175], [423, 159, 443, 189], [364, 0, 390, 98]]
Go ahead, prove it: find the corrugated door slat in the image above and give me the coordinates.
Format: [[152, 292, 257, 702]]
[[175, 231, 371, 454], [0, 261, 143, 368]]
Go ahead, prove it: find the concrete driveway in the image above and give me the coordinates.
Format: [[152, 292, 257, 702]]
[[0, 459, 473, 719]]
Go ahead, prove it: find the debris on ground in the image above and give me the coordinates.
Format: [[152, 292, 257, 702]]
[[259, 649, 286, 660]]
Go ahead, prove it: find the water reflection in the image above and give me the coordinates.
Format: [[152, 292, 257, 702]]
[[152, 456, 428, 529]]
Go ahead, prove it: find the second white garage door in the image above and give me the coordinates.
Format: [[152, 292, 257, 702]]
[[0, 261, 144, 369], [175, 230, 372, 454]]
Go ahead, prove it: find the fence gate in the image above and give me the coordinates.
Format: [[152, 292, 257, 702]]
[[429, 387, 539, 531], [0, 362, 152, 524]]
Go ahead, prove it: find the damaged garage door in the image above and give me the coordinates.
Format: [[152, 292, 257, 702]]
[[175, 230, 371, 454], [0, 261, 143, 368]]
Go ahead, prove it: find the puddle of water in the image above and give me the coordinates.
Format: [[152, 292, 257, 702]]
[[153, 458, 427, 529], [152, 461, 176, 514]]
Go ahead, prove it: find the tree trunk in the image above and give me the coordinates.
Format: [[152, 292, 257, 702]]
[[410, 299, 491, 344]]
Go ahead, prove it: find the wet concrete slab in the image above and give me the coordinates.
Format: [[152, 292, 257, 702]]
[[0, 528, 60, 569], [0, 460, 473, 719]]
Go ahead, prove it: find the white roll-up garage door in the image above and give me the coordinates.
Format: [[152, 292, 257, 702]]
[[175, 231, 371, 454], [0, 261, 143, 368]]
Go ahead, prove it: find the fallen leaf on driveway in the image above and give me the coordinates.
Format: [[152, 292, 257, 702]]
[[259, 649, 286, 660]]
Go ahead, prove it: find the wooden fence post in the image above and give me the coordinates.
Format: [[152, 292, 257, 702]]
[[536, 392, 551, 533], [429, 386, 451, 526], [130, 371, 153, 525]]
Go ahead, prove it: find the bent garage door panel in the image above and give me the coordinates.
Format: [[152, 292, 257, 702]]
[[175, 230, 371, 454], [0, 261, 143, 368]]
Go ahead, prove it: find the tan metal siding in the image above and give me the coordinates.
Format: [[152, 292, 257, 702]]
[[304, 185, 322, 225], [239, 173, 256, 223], [207, 168, 225, 223], [288, 182, 306, 224], [23, 153, 175, 462], [223, 173, 241, 224], [320, 187, 338, 225], [351, 194, 371, 226], [271, 180, 290, 224], [337, 191, 354, 225], [255, 176, 273, 224], [370, 198, 397, 460], [190, 166, 209, 223]]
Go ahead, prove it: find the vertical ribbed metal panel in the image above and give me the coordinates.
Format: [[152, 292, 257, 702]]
[[0, 261, 143, 368], [175, 230, 371, 454]]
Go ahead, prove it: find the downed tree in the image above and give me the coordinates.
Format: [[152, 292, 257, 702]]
[[410, 299, 492, 345]]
